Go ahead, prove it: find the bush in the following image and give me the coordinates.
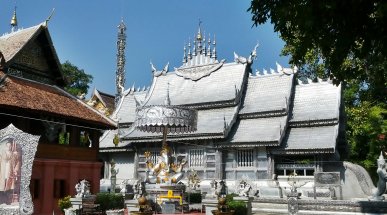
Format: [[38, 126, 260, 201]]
[[185, 192, 202, 203], [225, 193, 238, 204], [228, 200, 247, 215], [95, 193, 124, 211], [225, 193, 247, 215], [58, 195, 72, 212]]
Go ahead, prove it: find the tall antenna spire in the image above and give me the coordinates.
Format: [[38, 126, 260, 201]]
[[115, 18, 127, 107], [10, 7, 18, 32]]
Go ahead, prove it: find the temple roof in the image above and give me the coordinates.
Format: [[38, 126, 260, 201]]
[[240, 72, 294, 116], [115, 88, 148, 124], [120, 106, 239, 143], [272, 125, 339, 154], [290, 81, 341, 124], [0, 71, 116, 128], [0, 23, 64, 86], [142, 62, 247, 108], [227, 116, 287, 145], [0, 25, 41, 62], [99, 26, 343, 155]]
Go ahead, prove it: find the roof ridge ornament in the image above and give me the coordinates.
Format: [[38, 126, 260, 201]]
[[234, 43, 259, 65], [10, 7, 18, 32], [182, 23, 217, 67], [43, 8, 55, 27], [152, 62, 169, 77]]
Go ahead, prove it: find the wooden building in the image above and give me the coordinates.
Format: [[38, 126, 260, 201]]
[[0, 22, 116, 214]]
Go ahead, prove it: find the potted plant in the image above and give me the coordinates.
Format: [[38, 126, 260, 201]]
[[96, 193, 125, 215], [58, 195, 72, 214]]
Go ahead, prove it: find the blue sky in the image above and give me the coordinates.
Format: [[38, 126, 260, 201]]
[[0, 1, 289, 97]]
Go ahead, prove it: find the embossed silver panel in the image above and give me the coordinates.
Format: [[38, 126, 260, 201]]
[[314, 172, 340, 186], [0, 124, 39, 215], [135, 105, 197, 133]]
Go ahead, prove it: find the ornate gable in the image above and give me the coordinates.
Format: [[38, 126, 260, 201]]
[[0, 24, 64, 86]]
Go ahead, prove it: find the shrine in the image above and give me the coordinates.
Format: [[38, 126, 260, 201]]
[[100, 23, 347, 198]]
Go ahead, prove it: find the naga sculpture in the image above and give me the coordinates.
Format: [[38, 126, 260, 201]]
[[369, 152, 387, 201]]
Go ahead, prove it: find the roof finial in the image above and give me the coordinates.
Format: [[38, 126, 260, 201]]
[[196, 20, 203, 54], [187, 39, 192, 59], [197, 19, 202, 40], [207, 33, 211, 57], [44, 8, 55, 27], [10, 7, 18, 32], [182, 43, 187, 63], [212, 34, 217, 59]]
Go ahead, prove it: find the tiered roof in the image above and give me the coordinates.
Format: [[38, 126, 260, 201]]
[[100, 26, 343, 155], [0, 23, 116, 128]]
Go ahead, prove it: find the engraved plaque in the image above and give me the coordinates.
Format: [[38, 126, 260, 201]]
[[314, 172, 340, 186], [0, 124, 39, 215]]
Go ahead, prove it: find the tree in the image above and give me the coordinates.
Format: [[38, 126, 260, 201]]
[[248, 0, 387, 171], [61, 60, 93, 97], [248, 0, 387, 102]]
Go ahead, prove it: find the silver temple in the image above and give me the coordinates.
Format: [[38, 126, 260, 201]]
[[99, 24, 348, 200]]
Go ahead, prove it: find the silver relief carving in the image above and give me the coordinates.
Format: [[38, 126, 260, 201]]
[[175, 60, 224, 81], [135, 105, 197, 133], [0, 124, 39, 215]]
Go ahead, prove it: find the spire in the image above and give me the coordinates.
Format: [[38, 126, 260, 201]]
[[196, 20, 203, 54], [115, 19, 127, 107], [182, 43, 187, 63], [180, 22, 219, 67], [10, 7, 18, 32], [212, 34, 217, 59]]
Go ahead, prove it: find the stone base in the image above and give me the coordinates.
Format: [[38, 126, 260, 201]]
[[259, 186, 283, 198], [252, 198, 387, 214], [125, 199, 140, 213], [202, 198, 218, 215]]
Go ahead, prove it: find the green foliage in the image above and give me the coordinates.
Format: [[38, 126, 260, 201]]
[[225, 193, 238, 204], [184, 192, 202, 203], [61, 60, 93, 97], [228, 200, 247, 215], [95, 193, 124, 211], [347, 102, 387, 168], [58, 195, 72, 212], [248, 0, 387, 180], [224, 194, 247, 215], [248, 0, 387, 102], [58, 132, 69, 145]]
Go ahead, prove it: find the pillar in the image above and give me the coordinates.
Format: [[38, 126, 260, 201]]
[[215, 148, 223, 179], [133, 151, 139, 179]]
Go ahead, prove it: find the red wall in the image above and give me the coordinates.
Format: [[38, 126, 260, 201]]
[[31, 158, 102, 215]]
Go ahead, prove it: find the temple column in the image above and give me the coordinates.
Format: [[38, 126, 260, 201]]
[[267, 153, 274, 179], [133, 151, 139, 179], [215, 148, 223, 179]]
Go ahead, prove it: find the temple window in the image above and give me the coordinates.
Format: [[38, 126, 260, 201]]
[[189, 149, 204, 167], [53, 179, 66, 198], [237, 149, 254, 167]]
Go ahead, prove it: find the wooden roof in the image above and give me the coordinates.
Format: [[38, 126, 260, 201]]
[[0, 71, 116, 128]]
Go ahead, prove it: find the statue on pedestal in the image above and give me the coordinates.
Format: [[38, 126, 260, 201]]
[[369, 152, 387, 201], [110, 159, 119, 193], [75, 179, 91, 198], [145, 144, 187, 184], [238, 180, 252, 197]]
